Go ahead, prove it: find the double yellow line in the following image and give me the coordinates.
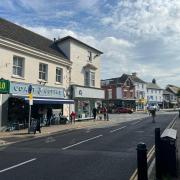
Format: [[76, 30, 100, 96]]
[[129, 114, 178, 180]]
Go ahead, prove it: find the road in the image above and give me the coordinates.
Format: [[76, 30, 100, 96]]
[[0, 112, 177, 180]]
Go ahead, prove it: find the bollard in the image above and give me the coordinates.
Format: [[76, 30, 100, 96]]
[[155, 128, 161, 179], [137, 142, 148, 180]]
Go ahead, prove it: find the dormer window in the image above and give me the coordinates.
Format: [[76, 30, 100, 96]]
[[87, 51, 92, 62]]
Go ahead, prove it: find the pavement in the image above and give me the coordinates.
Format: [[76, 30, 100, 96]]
[[0, 119, 116, 146]]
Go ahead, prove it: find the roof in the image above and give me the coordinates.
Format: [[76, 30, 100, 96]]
[[147, 82, 162, 90], [129, 75, 146, 83], [166, 85, 180, 94], [57, 36, 103, 54], [163, 90, 174, 95], [101, 73, 145, 85], [0, 18, 68, 60]]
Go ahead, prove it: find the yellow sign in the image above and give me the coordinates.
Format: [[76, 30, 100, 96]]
[[28, 93, 33, 100]]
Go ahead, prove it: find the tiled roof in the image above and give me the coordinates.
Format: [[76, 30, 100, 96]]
[[0, 18, 68, 60], [129, 75, 146, 83], [147, 82, 162, 89], [166, 85, 180, 94]]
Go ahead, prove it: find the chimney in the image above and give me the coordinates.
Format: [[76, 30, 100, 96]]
[[132, 72, 137, 77], [152, 78, 156, 84]]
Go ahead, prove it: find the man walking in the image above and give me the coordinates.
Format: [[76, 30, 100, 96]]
[[92, 107, 97, 121], [151, 108, 156, 123]]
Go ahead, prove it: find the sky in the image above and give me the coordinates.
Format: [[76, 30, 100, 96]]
[[0, 0, 180, 88]]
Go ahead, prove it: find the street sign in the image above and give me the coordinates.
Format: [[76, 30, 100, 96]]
[[0, 79, 9, 94]]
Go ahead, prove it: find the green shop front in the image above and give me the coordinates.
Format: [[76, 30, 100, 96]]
[[5, 82, 74, 129], [0, 79, 10, 129], [71, 85, 104, 120]]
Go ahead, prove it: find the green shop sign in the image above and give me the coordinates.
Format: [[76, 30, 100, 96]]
[[0, 79, 10, 94]]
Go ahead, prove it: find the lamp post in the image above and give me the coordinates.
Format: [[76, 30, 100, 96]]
[[28, 84, 33, 134]]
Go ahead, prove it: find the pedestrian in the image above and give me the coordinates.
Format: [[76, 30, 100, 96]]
[[92, 107, 97, 121], [33, 118, 41, 134], [70, 111, 76, 124], [103, 107, 107, 120], [47, 107, 53, 126], [151, 109, 156, 123]]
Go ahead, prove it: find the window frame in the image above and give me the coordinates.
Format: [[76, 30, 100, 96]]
[[39, 63, 48, 81], [12, 55, 25, 77], [56, 67, 63, 83]]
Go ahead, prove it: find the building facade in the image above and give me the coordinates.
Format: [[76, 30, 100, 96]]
[[146, 79, 163, 108], [0, 18, 104, 129], [56, 36, 104, 119]]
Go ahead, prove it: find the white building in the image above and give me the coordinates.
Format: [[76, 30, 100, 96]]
[[56, 36, 104, 119], [0, 18, 104, 129], [146, 79, 163, 108]]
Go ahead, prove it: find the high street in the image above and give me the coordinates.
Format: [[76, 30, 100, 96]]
[[0, 112, 177, 180]]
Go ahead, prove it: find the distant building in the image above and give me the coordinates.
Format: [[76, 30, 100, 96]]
[[146, 79, 163, 108], [163, 90, 177, 108], [101, 73, 148, 111]]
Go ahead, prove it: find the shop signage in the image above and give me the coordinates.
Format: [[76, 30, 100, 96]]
[[10, 82, 64, 98], [74, 86, 104, 99], [0, 79, 10, 94]]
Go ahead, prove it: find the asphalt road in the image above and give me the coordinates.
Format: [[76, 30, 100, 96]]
[[0, 113, 177, 180]]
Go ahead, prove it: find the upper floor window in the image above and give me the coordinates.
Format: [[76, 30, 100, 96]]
[[87, 51, 92, 62], [84, 71, 95, 87], [108, 89, 112, 99], [13, 56, 24, 77], [91, 72, 95, 87], [39, 63, 48, 81], [56, 67, 63, 83], [142, 84, 144, 89]]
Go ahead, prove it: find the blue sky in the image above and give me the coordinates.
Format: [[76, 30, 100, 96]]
[[0, 0, 180, 88]]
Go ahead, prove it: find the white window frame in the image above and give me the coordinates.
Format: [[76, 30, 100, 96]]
[[56, 67, 63, 83], [39, 63, 48, 81], [13, 56, 25, 77], [84, 70, 95, 87]]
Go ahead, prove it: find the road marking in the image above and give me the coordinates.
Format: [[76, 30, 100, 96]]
[[0, 158, 36, 173], [110, 126, 127, 133], [62, 135, 103, 150], [131, 120, 141, 125]]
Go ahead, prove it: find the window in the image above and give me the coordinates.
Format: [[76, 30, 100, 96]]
[[13, 56, 24, 77], [56, 67, 63, 83], [39, 63, 48, 81], [142, 84, 144, 88], [84, 71, 95, 87], [87, 51, 92, 62], [85, 71, 90, 86], [108, 89, 112, 99], [90, 72, 95, 86]]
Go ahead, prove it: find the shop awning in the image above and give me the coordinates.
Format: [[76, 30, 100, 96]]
[[11, 94, 74, 104], [24, 97, 74, 104]]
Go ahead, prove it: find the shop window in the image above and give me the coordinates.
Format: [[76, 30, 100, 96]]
[[39, 63, 48, 81], [13, 56, 25, 77], [56, 67, 63, 83]]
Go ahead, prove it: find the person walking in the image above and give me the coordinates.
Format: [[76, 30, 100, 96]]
[[151, 108, 156, 123], [70, 111, 76, 124], [92, 107, 97, 121], [103, 107, 107, 120], [47, 107, 53, 126]]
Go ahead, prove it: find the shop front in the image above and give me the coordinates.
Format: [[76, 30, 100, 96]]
[[7, 82, 74, 127], [72, 85, 104, 120]]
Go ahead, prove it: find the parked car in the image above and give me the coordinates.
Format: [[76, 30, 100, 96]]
[[115, 107, 133, 114]]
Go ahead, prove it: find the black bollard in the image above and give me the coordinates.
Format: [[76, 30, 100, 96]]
[[155, 128, 161, 179], [137, 142, 148, 180]]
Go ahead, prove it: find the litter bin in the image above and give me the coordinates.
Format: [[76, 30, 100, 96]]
[[160, 128, 178, 177]]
